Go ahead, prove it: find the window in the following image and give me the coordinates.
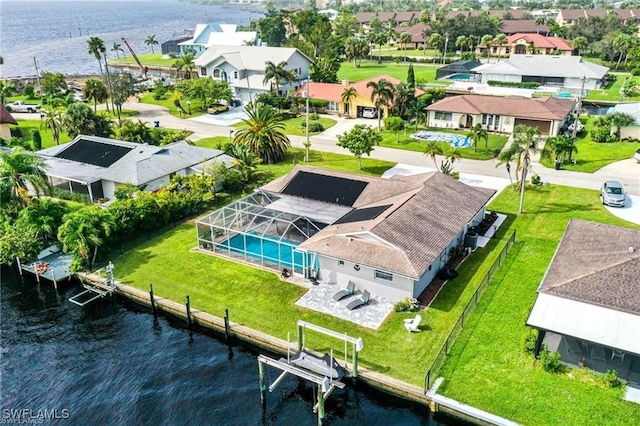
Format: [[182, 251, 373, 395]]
[[435, 111, 452, 121], [494, 115, 500, 125], [200, 67, 207, 76], [375, 270, 393, 281], [234, 71, 238, 79], [338, 260, 344, 266], [213, 69, 220, 78], [482, 114, 487, 125]]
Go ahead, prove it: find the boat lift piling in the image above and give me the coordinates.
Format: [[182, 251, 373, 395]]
[[149, 284, 157, 318], [185, 295, 192, 332], [224, 308, 230, 343]]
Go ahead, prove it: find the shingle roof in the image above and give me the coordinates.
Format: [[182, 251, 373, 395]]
[[355, 12, 376, 24], [268, 167, 495, 278], [394, 11, 415, 23], [194, 45, 313, 72], [538, 219, 640, 315], [427, 94, 576, 121], [0, 103, 18, 125], [473, 54, 609, 79], [501, 20, 549, 35], [559, 9, 587, 20]]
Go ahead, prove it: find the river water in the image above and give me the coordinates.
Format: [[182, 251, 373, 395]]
[[1, 271, 463, 425], [0, 0, 264, 78]]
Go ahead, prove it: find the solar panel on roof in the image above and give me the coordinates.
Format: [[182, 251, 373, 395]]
[[281, 171, 368, 207], [334, 205, 391, 225], [56, 138, 133, 167]]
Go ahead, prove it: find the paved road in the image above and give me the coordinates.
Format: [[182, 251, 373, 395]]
[[18, 102, 640, 195]]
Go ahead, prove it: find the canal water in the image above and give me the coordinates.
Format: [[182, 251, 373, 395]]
[[0, 271, 465, 425]]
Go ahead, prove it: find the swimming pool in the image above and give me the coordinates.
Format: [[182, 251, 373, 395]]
[[447, 73, 473, 81], [218, 232, 309, 269], [411, 131, 472, 148]]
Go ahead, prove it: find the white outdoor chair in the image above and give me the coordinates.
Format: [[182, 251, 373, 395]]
[[611, 349, 625, 362], [403, 314, 422, 333]]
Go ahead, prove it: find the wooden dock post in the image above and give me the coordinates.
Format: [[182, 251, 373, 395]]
[[16, 257, 23, 276], [149, 284, 157, 318], [317, 383, 325, 425], [51, 269, 58, 290], [224, 308, 230, 342], [186, 295, 192, 332], [297, 322, 304, 351], [258, 360, 267, 408]]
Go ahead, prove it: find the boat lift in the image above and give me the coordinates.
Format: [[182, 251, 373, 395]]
[[69, 262, 117, 306], [121, 37, 148, 78]]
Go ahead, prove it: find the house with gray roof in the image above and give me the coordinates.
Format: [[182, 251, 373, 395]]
[[194, 45, 313, 105], [37, 135, 232, 202], [196, 166, 495, 302], [472, 55, 609, 90], [609, 103, 640, 139], [527, 219, 640, 382], [178, 23, 258, 57]]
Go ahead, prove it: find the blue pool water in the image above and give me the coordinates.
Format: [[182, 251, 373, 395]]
[[448, 73, 472, 81], [220, 233, 307, 269], [411, 131, 472, 148]]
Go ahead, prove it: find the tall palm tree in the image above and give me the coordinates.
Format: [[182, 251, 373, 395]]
[[263, 60, 291, 95], [500, 125, 542, 213], [607, 111, 635, 140], [546, 135, 578, 163], [480, 34, 493, 62], [87, 37, 106, 75], [423, 141, 443, 168], [173, 53, 196, 80], [39, 106, 64, 145], [455, 35, 468, 54], [492, 33, 508, 61], [366, 78, 394, 131], [341, 87, 357, 117], [411, 96, 429, 131], [0, 147, 51, 207], [145, 35, 158, 54], [234, 102, 291, 164], [428, 32, 443, 63], [467, 123, 489, 153], [111, 42, 124, 58], [83, 78, 108, 113], [572, 36, 588, 56]]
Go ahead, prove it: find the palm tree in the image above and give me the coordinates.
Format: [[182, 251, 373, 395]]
[[428, 32, 443, 63], [234, 102, 291, 164], [0, 147, 51, 207], [0, 80, 16, 104], [62, 102, 95, 138], [263, 61, 292, 95], [111, 42, 124, 58], [17, 198, 66, 244], [83, 78, 108, 113], [608, 112, 635, 140], [87, 37, 106, 75], [341, 87, 357, 117], [39, 106, 64, 145], [423, 141, 443, 168], [173, 53, 196, 80], [546, 135, 577, 163], [366, 78, 394, 131], [480, 34, 493, 62], [467, 123, 489, 153], [572, 36, 588, 56], [411, 96, 429, 131], [400, 32, 412, 62], [492, 33, 508, 61], [502, 125, 542, 213], [145, 35, 158, 54], [58, 206, 114, 270], [455, 35, 468, 54], [228, 144, 265, 183]]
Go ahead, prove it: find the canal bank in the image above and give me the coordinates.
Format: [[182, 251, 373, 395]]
[[75, 271, 519, 426]]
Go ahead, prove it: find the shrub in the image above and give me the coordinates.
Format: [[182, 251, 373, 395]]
[[222, 172, 244, 193], [310, 112, 319, 120], [52, 188, 91, 204], [590, 125, 615, 143], [394, 297, 413, 312], [152, 86, 167, 100], [632, 67, 640, 77], [309, 99, 328, 111], [32, 130, 42, 150], [23, 84, 35, 98], [302, 122, 324, 132], [539, 344, 564, 373], [603, 369, 622, 388], [531, 174, 541, 185], [523, 328, 538, 354], [487, 80, 540, 89]]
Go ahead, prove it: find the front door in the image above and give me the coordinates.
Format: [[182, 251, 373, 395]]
[[465, 115, 473, 128], [344, 103, 349, 116]]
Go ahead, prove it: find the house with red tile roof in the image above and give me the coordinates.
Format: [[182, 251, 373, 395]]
[[0, 103, 18, 140], [426, 94, 575, 136], [476, 33, 573, 58], [296, 75, 424, 118]]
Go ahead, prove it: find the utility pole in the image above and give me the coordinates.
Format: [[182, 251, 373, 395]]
[[33, 57, 43, 105], [569, 76, 586, 163], [442, 33, 449, 65], [304, 78, 311, 163]]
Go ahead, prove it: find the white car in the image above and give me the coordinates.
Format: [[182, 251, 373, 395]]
[[362, 107, 376, 119]]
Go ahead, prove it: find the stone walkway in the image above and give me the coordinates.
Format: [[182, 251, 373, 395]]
[[294, 280, 395, 330]]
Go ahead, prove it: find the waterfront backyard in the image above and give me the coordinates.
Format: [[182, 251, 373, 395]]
[[108, 148, 640, 425]]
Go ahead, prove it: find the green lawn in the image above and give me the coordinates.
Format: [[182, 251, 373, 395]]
[[193, 136, 231, 149], [540, 117, 640, 173], [437, 185, 640, 425], [14, 119, 72, 148], [138, 92, 207, 118], [379, 127, 508, 161], [233, 116, 337, 137], [338, 60, 447, 85], [585, 72, 640, 102], [109, 53, 176, 67]]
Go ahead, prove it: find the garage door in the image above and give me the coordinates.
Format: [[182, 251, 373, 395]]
[[514, 118, 551, 135]]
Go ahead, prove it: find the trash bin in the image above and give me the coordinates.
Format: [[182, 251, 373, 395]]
[[555, 160, 561, 170], [154, 121, 160, 128]]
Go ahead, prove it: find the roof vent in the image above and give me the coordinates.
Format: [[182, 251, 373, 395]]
[[629, 246, 635, 253]]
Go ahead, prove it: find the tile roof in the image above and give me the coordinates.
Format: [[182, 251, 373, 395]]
[[427, 94, 575, 121], [501, 20, 549, 35], [472, 54, 609, 79], [265, 167, 495, 278], [394, 11, 416, 23], [538, 219, 640, 315], [355, 12, 376, 24], [559, 9, 587, 20], [507, 33, 573, 51], [297, 75, 424, 103], [0, 103, 18, 125]]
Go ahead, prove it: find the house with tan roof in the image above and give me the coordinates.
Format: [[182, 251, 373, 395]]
[[476, 33, 573, 58], [296, 75, 424, 118], [426, 94, 575, 135], [196, 166, 495, 302], [500, 20, 550, 36], [527, 220, 640, 382], [0, 103, 17, 140]]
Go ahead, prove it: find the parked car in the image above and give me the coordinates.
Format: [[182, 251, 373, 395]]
[[362, 107, 376, 119], [600, 181, 626, 207], [207, 103, 229, 114], [634, 148, 640, 163]]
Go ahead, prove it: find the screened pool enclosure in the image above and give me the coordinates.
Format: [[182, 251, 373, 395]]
[[196, 191, 350, 275]]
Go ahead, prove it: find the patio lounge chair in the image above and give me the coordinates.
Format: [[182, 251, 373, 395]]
[[562, 336, 583, 356], [403, 315, 422, 332], [591, 345, 607, 362], [346, 290, 371, 311], [333, 281, 356, 301]]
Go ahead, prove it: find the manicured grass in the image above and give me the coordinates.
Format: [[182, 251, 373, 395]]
[[109, 53, 176, 67], [138, 92, 206, 119], [338, 60, 448, 85], [437, 185, 640, 425], [14, 119, 72, 148], [233, 116, 337, 137], [378, 127, 508, 161], [585, 72, 640, 102], [540, 117, 640, 173], [193, 136, 231, 149]]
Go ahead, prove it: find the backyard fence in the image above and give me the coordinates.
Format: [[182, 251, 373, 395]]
[[424, 230, 517, 392]]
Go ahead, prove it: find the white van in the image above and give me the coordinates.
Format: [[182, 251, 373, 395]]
[[362, 107, 376, 118]]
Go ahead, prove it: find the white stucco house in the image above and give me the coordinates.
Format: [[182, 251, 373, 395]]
[[179, 23, 258, 57], [426, 94, 576, 136], [609, 103, 640, 139], [196, 166, 495, 302], [472, 55, 609, 90], [36, 135, 233, 202], [194, 45, 314, 105]]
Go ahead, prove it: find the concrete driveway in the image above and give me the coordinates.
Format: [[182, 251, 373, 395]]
[[189, 107, 247, 126]]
